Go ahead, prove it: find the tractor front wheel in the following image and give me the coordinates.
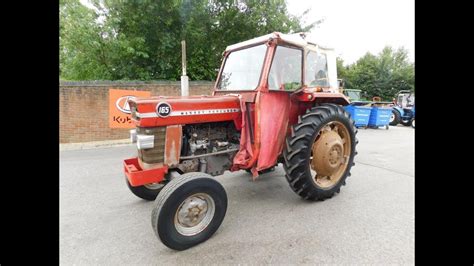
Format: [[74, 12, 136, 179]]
[[283, 104, 358, 201], [151, 172, 227, 250]]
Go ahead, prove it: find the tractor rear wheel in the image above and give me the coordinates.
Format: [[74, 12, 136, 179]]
[[151, 172, 227, 250], [389, 109, 401, 126], [283, 104, 358, 201]]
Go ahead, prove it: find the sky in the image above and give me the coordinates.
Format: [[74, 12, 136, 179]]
[[286, 0, 414, 65]]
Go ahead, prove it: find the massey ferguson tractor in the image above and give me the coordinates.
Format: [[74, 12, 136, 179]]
[[123, 32, 358, 250]]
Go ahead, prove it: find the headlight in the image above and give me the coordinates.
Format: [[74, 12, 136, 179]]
[[136, 134, 154, 150]]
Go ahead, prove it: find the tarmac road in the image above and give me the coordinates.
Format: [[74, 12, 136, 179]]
[[60, 125, 414, 264]]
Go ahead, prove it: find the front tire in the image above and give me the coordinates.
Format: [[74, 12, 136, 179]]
[[411, 118, 415, 128], [283, 104, 358, 201], [151, 172, 227, 250]]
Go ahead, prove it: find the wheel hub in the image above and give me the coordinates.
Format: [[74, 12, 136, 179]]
[[174, 193, 215, 236], [312, 129, 344, 176], [310, 122, 352, 188], [144, 182, 164, 190], [177, 196, 208, 227]]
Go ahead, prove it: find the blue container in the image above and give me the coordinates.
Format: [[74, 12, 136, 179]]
[[344, 105, 371, 127], [368, 107, 392, 127]]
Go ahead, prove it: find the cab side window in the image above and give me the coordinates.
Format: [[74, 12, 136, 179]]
[[268, 46, 302, 91], [306, 51, 329, 87]]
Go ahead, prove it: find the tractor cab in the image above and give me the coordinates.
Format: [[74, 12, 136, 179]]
[[211, 32, 351, 173], [394, 90, 415, 109], [342, 89, 378, 107], [343, 89, 362, 102], [214, 32, 342, 96]]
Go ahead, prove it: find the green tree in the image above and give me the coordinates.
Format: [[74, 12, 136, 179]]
[[339, 46, 414, 101], [60, 0, 115, 80], [60, 0, 313, 81], [336, 57, 348, 80]]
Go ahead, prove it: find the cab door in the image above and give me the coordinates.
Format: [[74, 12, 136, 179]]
[[255, 45, 304, 171]]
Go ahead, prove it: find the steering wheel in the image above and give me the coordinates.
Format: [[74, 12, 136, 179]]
[[310, 78, 329, 87]]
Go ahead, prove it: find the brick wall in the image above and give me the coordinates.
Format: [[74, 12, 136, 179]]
[[60, 80, 214, 143]]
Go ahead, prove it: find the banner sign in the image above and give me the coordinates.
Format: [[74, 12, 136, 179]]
[[109, 89, 151, 128]]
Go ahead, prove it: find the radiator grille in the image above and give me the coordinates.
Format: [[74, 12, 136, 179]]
[[137, 126, 166, 164]]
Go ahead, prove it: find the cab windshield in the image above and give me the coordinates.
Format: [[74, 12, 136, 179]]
[[217, 44, 267, 90]]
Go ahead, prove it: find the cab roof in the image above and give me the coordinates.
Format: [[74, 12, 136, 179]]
[[225, 32, 334, 52]]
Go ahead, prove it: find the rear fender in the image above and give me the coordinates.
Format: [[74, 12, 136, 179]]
[[294, 90, 351, 106]]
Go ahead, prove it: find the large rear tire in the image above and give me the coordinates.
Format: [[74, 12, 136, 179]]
[[389, 109, 401, 126], [283, 104, 358, 201], [151, 172, 227, 250]]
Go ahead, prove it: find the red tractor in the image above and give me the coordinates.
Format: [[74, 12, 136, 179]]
[[123, 32, 358, 250]]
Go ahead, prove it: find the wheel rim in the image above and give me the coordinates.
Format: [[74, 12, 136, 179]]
[[390, 113, 395, 122], [144, 183, 164, 190], [412, 119, 415, 127], [174, 193, 215, 236], [310, 121, 352, 188]]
